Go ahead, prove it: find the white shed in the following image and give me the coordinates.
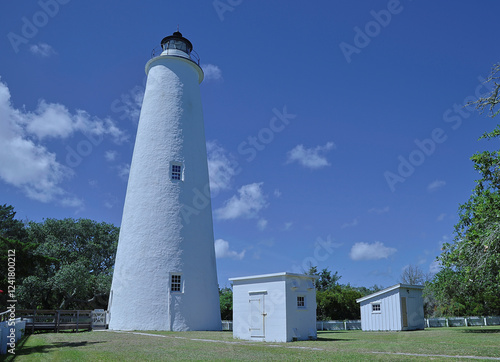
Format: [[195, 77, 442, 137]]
[[356, 284, 425, 331], [229, 272, 317, 342]]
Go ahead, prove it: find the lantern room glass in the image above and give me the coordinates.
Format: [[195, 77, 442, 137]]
[[163, 39, 190, 55]]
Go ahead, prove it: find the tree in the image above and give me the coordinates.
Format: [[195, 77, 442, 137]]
[[307, 266, 341, 291], [17, 218, 119, 310], [308, 266, 363, 320], [0, 204, 27, 241], [0, 205, 41, 308], [399, 264, 429, 285], [219, 286, 233, 320], [430, 63, 500, 316]]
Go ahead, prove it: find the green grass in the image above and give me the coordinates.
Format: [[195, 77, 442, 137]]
[[5, 327, 500, 361]]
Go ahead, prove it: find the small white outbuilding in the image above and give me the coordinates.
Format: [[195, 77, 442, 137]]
[[356, 284, 425, 331], [229, 272, 317, 342]]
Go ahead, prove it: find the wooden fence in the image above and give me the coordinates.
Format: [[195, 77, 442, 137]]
[[17, 310, 94, 333]]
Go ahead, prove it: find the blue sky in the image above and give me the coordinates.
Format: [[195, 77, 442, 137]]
[[1, 0, 499, 289]]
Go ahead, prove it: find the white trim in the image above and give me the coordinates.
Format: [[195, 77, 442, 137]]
[[248, 290, 268, 295]]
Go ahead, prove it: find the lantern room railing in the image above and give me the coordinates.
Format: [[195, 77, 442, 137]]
[[150, 46, 200, 65]]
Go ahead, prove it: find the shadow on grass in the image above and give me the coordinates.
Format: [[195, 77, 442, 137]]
[[462, 328, 500, 334], [15, 340, 105, 356]]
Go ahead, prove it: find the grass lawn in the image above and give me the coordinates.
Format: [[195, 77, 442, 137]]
[[5, 326, 500, 361]]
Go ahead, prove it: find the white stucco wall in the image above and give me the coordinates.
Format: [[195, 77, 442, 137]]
[[357, 284, 424, 331], [285, 277, 317, 341], [231, 273, 317, 342], [108, 52, 220, 331]]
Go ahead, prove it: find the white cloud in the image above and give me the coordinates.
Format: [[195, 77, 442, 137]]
[[0, 79, 72, 203], [117, 163, 130, 181], [14, 99, 128, 144], [427, 180, 446, 192], [286, 142, 335, 169], [257, 218, 268, 230], [215, 182, 267, 220], [316, 235, 343, 252], [369, 206, 390, 214], [437, 213, 446, 221], [429, 260, 441, 274], [202, 64, 222, 81], [207, 141, 238, 193], [105, 150, 117, 162], [283, 222, 293, 231], [274, 189, 282, 198], [29, 42, 56, 57], [349, 241, 397, 261], [0, 78, 126, 205], [214, 239, 245, 260], [341, 218, 358, 229], [113, 86, 144, 123]]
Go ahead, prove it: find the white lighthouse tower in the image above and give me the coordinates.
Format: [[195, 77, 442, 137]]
[[108, 31, 221, 331]]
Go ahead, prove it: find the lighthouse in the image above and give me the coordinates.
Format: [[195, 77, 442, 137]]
[[108, 31, 221, 331]]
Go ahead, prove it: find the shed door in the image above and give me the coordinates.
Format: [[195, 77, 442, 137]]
[[249, 293, 265, 338], [401, 297, 408, 328]]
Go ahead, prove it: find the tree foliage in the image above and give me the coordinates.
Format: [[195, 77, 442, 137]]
[[0, 206, 120, 310], [430, 63, 500, 316], [18, 218, 119, 310], [219, 287, 233, 320], [307, 266, 373, 321]]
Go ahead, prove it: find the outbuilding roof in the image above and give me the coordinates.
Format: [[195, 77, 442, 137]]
[[229, 272, 318, 282], [356, 283, 424, 303]]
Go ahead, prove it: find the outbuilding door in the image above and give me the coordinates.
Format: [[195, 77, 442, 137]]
[[249, 292, 266, 338], [401, 297, 408, 328]]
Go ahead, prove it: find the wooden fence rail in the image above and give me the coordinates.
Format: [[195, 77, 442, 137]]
[[17, 309, 93, 333]]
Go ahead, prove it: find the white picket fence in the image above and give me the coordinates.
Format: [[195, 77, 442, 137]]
[[426, 316, 500, 328], [316, 320, 362, 331], [221, 316, 500, 331]]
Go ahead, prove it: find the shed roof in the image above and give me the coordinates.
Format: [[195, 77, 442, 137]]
[[229, 272, 317, 282], [356, 283, 424, 303]]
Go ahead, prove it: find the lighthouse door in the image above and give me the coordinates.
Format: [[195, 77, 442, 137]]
[[249, 292, 266, 338]]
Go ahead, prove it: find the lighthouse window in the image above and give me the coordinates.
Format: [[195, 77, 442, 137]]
[[171, 163, 183, 181], [171, 274, 182, 292]]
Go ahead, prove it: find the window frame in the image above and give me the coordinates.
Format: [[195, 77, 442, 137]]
[[170, 274, 182, 293], [297, 295, 306, 309], [371, 302, 381, 313], [170, 162, 183, 181]]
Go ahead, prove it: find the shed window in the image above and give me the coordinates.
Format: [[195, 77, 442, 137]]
[[297, 296, 305, 308], [171, 274, 182, 292], [372, 303, 381, 313]]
